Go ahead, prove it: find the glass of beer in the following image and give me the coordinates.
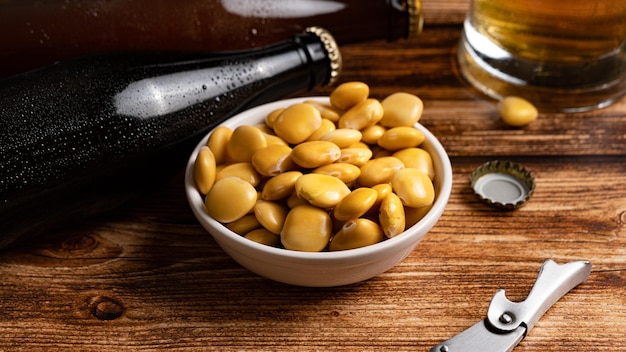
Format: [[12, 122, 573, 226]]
[[457, 0, 626, 112]]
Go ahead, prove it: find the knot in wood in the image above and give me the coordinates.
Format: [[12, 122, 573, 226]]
[[90, 296, 124, 320]]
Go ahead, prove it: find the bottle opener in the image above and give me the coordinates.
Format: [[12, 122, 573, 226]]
[[429, 259, 592, 352]]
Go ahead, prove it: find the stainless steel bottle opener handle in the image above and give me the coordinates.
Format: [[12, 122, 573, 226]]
[[429, 259, 592, 352]]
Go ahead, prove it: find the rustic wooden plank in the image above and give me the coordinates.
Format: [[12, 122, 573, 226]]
[[1, 153, 624, 351]]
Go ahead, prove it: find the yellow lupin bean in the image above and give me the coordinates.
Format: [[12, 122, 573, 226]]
[[380, 92, 424, 127], [265, 108, 284, 129], [313, 163, 361, 185], [338, 98, 384, 130], [227, 125, 267, 163], [372, 146, 393, 158], [377, 126, 425, 151], [338, 147, 373, 166], [244, 228, 281, 247], [329, 218, 383, 251], [254, 123, 273, 135], [261, 171, 303, 201], [392, 147, 435, 180], [391, 168, 435, 208], [405, 204, 431, 228], [306, 118, 336, 141], [215, 162, 262, 187], [304, 99, 342, 122], [251, 144, 296, 177], [360, 124, 387, 144], [349, 141, 370, 149], [319, 128, 362, 148], [281, 204, 332, 252], [254, 200, 289, 234], [194, 146, 217, 195], [357, 156, 405, 187], [333, 187, 379, 221], [207, 126, 232, 165], [264, 133, 288, 147], [331, 215, 348, 235], [369, 183, 393, 216], [372, 183, 393, 204], [329, 81, 369, 110], [498, 96, 538, 127], [379, 192, 406, 238], [286, 192, 309, 208], [290, 140, 341, 169], [295, 173, 351, 208], [205, 176, 257, 223], [226, 214, 262, 235], [272, 103, 322, 144]]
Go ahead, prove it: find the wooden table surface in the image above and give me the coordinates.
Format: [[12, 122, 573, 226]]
[[1, 1, 625, 351]]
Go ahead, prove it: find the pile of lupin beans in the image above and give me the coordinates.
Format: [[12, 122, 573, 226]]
[[194, 82, 436, 252]]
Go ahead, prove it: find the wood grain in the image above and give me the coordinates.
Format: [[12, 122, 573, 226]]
[[0, 1, 624, 351]]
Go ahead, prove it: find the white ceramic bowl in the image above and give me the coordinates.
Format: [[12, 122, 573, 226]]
[[185, 97, 452, 287]]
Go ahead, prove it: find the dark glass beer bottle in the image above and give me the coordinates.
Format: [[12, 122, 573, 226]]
[[0, 27, 341, 250], [0, 0, 422, 77]]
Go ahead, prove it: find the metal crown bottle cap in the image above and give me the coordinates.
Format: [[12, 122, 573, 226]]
[[407, 0, 424, 38], [305, 26, 342, 86], [470, 160, 535, 210]]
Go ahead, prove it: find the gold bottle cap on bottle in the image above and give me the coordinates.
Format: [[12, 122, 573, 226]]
[[470, 160, 535, 210], [406, 0, 424, 38], [306, 26, 342, 86]]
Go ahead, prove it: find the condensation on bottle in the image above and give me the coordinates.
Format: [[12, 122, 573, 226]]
[[0, 27, 342, 250]]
